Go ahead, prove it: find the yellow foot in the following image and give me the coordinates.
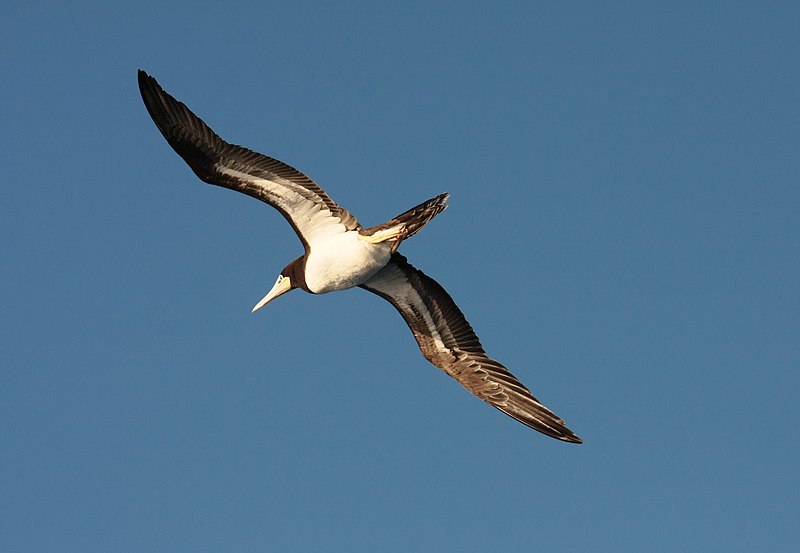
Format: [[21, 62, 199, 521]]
[[359, 226, 408, 245]]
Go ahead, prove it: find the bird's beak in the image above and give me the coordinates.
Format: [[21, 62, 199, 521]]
[[252, 276, 292, 313]]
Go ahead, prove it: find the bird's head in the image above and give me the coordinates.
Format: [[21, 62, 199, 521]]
[[251, 257, 303, 313]]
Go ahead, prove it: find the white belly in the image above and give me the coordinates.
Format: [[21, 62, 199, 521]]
[[304, 232, 392, 294]]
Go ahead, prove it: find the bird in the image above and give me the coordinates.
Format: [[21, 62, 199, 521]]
[[138, 69, 582, 443]]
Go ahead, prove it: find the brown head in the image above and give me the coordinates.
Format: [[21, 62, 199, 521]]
[[251, 257, 307, 312]]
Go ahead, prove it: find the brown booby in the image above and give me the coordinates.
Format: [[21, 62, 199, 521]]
[[138, 70, 582, 443]]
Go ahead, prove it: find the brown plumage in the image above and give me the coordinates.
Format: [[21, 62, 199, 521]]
[[139, 69, 581, 443], [361, 254, 582, 443]]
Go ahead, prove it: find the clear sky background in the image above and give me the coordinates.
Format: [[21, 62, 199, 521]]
[[2, 2, 798, 552]]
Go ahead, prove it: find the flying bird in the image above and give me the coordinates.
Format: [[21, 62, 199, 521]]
[[138, 70, 581, 443]]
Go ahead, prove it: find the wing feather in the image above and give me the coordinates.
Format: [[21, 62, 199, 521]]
[[360, 253, 582, 443], [138, 70, 359, 250]]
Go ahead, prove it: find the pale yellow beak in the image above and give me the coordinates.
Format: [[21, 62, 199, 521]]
[[251, 276, 292, 313]]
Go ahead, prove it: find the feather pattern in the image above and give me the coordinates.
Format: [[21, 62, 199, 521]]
[[361, 253, 582, 443], [138, 70, 359, 251], [361, 193, 450, 240]]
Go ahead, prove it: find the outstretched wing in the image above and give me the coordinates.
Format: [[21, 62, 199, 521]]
[[360, 253, 582, 443], [138, 70, 359, 251]]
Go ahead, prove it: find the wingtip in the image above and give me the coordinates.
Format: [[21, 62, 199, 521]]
[[137, 70, 169, 100], [137, 69, 158, 100], [549, 422, 583, 444]]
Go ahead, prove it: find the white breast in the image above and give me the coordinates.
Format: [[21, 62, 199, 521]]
[[304, 232, 392, 294]]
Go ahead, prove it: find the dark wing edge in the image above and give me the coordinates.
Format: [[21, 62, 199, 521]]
[[360, 253, 582, 443], [137, 70, 360, 248]]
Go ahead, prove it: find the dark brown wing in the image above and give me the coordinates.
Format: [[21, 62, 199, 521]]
[[360, 253, 582, 443], [138, 70, 359, 251]]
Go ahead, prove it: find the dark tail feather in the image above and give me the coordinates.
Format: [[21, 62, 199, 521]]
[[386, 192, 449, 240]]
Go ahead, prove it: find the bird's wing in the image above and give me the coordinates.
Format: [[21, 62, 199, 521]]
[[360, 253, 582, 443], [138, 70, 359, 251]]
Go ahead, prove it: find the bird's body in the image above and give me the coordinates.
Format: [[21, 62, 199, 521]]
[[138, 70, 582, 443], [304, 232, 392, 294]]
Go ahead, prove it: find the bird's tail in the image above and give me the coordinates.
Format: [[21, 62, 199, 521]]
[[385, 193, 449, 240], [359, 193, 449, 250]]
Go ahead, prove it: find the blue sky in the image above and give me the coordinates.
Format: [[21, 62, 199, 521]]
[[2, 1, 798, 551]]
